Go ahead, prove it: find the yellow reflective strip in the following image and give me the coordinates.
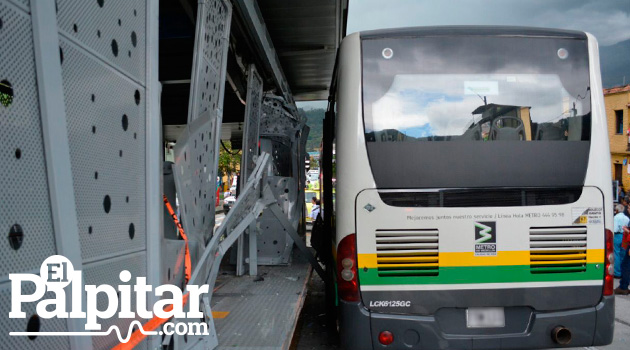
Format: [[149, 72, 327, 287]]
[[377, 256, 438, 263], [357, 249, 604, 269], [530, 259, 586, 265], [377, 263, 439, 268], [530, 254, 587, 261]]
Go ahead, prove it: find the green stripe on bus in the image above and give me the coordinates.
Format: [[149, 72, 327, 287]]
[[358, 264, 603, 285]]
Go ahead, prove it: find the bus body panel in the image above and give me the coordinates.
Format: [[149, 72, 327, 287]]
[[333, 27, 614, 349], [356, 186, 605, 314], [583, 32, 613, 231]]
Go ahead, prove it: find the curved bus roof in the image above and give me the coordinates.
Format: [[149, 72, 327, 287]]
[[359, 26, 588, 40]]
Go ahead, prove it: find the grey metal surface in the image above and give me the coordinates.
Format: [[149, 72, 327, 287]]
[[82, 252, 148, 350], [0, 0, 56, 280], [60, 38, 146, 263], [213, 250, 312, 350], [173, 113, 218, 253], [187, 0, 231, 123], [256, 0, 348, 101], [240, 65, 263, 183], [32, 0, 91, 347], [0, 0, 72, 345], [230, 0, 294, 105], [56, 0, 147, 84], [0, 283, 71, 350]]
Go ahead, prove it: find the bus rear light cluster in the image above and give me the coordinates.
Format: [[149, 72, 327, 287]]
[[604, 229, 614, 296], [378, 331, 394, 345], [337, 234, 359, 302]]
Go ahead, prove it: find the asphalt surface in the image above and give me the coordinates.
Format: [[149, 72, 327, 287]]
[[292, 271, 630, 350]]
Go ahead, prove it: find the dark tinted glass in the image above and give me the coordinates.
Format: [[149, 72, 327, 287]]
[[362, 35, 591, 189]]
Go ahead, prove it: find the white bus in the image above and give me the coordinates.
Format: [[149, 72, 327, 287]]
[[322, 26, 615, 349]]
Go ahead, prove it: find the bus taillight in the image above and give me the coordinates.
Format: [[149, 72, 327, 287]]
[[604, 229, 614, 296], [337, 234, 359, 302]]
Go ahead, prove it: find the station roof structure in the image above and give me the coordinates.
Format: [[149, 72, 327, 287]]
[[160, 0, 348, 143]]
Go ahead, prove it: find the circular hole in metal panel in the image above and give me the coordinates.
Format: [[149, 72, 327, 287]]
[[97, 0, 104, 8], [26, 314, 40, 340], [97, 29, 101, 38], [131, 31, 137, 47], [122, 114, 128, 131], [94, 171, 98, 179], [73, 23, 78, 33], [103, 195, 111, 213], [8, 224, 24, 250], [15, 148, 21, 159], [134, 90, 140, 105], [119, 150, 123, 157], [129, 223, 135, 239], [111, 39, 118, 57], [0, 79, 14, 107], [92, 125, 96, 134], [88, 226, 93, 234]]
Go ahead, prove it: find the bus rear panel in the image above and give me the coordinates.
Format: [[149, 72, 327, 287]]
[[333, 27, 614, 350]]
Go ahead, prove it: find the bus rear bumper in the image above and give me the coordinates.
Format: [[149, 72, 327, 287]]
[[339, 296, 614, 350]]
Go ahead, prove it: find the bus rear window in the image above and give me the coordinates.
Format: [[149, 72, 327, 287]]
[[361, 35, 591, 189]]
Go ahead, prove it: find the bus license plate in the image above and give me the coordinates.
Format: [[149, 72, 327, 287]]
[[466, 307, 505, 328]]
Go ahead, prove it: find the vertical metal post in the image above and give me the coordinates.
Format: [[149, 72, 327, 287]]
[[145, 1, 162, 349], [30, 1, 91, 349]]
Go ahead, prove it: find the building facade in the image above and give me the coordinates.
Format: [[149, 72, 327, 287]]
[[605, 85, 630, 192]]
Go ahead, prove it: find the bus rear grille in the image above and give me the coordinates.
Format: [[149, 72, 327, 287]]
[[375, 229, 439, 277], [529, 226, 587, 274]]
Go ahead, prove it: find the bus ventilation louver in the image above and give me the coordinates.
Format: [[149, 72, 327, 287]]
[[375, 229, 439, 277], [529, 226, 587, 274]]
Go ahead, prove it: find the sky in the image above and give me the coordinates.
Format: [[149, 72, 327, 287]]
[[298, 0, 630, 109]]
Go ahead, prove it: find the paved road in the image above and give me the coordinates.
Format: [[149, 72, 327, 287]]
[[293, 274, 630, 350], [565, 290, 629, 350]]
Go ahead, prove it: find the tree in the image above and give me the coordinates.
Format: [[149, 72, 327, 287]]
[[218, 141, 241, 183]]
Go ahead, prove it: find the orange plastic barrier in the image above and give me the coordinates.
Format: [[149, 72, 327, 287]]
[[163, 194, 192, 282]]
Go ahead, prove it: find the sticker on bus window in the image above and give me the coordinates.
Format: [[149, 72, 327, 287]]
[[571, 207, 603, 225]]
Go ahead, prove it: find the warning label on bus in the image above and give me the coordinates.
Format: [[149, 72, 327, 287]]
[[571, 207, 603, 225]]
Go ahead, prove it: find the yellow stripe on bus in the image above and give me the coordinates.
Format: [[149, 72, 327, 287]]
[[357, 249, 604, 268]]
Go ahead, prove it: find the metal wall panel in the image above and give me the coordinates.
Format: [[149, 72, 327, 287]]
[[82, 252, 148, 350], [0, 284, 71, 350], [175, 0, 231, 263], [56, 0, 146, 83], [59, 39, 146, 263], [188, 0, 231, 123], [240, 65, 263, 182], [0, 0, 72, 346], [0, 0, 57, 279]]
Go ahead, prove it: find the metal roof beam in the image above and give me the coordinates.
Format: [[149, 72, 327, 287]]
[[231, 0, 295, 105]]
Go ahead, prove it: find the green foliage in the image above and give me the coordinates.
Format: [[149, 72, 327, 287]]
[[300, 108, 326, 152], [218, 141, 241, 178]]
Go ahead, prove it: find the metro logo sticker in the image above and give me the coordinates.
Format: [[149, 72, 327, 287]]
[[571, 207, 603, 225], [474, 221, 497, 256]]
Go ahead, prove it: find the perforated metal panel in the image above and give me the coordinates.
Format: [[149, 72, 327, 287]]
[[0, 0, 58, 279], [173, 115, 217, 249], [175, 0, 232, 266], [60, 39, 146, 263], [240, 65, 263, 182], [0, 284, 71, 350], [82, 252, 148, 350], [259, 96, 299, 137], [188, 0, 231, 122], [57, 0, 147, 83], [0, 1, 72, 346]]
